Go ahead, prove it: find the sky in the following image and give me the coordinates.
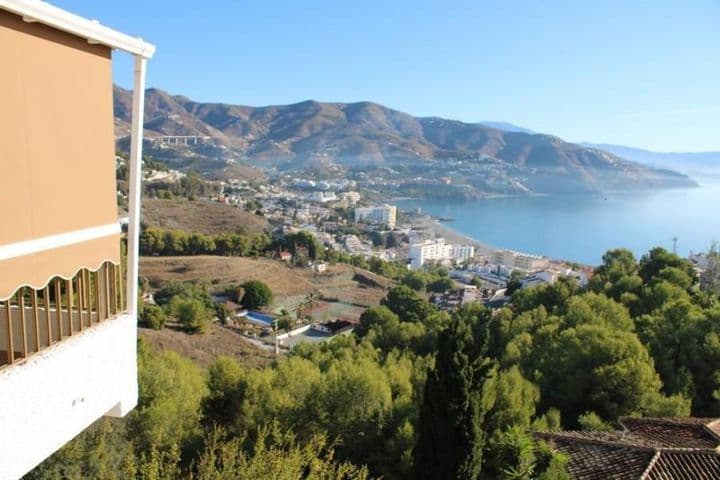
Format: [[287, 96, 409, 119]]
[[55, 0, 720, 152]]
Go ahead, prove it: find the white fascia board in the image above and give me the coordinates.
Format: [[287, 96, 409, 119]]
[[0, 0, 155, 58], [0, 223, 121, 261]]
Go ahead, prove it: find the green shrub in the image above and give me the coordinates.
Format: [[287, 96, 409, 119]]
[[140, 304, 167, 330]]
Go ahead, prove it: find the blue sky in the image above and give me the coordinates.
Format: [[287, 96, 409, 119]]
[[56, 0, 720, 151]]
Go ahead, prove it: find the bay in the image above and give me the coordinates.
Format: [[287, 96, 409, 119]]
[[396, 179, 720, 265]]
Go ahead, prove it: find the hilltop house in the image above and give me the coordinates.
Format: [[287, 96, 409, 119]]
[[0, 1, 154, 477]]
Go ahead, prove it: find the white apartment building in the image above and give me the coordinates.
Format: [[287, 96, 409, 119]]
[[0, 2, 154, 478], [492, 249, 548, 271], [305, 191, 338, 203], [338, 191, 361, 206], [354, 204, 397, 229], [449, 244, 475, 264], [410, 238, 475, 269]]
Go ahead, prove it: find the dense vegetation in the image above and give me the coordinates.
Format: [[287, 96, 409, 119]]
[[30, 247, 720, 479], [140, 226, 413, 281], [140, 281, 217, 333], [140, 227, 271, 257]]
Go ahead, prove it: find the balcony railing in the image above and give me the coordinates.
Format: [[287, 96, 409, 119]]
[[0, 261, 124, 368]]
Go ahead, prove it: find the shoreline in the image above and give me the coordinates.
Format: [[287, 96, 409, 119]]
[[411, 215, 497, 258]]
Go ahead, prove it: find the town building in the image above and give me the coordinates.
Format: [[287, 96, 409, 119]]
[[430, 286, 483, 312], [311, 319, 357, 335], [312, 262, 328, 273], [519, 267, 589, 290], [305, 191, 338, 203], [354, 204, 397, 229], [520, 270, 558, 289], [338, 191, 362, 206], [449, 244, 476, 264], [536, 417, 720, 479], [0, 2, 154, 477], [409, 238, 475, 269], [492, 249, 548, 271]]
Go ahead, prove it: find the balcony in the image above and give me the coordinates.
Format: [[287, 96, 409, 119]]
[[0, 262, 124, 368], [0, 1, 154, 476]]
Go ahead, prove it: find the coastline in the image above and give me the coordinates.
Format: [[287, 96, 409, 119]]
[[412, 215, 497, 257]]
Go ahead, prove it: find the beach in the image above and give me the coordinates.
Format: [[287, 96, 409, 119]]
[[411, 215, 497, 257]]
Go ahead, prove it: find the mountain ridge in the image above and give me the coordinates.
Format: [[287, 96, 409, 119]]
[[114, 86, 696, 194], [581, 143, 720, 174]]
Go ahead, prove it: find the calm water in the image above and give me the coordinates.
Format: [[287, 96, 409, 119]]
[[397, 179, 720, 265]]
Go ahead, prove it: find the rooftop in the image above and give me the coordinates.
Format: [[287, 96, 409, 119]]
[[535, 417, 720, 480], [0, 0, 155, 57]]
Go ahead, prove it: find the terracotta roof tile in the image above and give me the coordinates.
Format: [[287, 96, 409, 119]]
[[536, 433, 654, 480], [535, 418, 720, 480], [645, 450, 720, 480], [620, 417, 720, 449]]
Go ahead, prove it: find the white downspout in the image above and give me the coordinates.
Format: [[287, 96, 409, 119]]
[[126, 54, 147, 319], [106, 53, 147, 419]]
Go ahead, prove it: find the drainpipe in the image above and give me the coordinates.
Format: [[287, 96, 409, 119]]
[[126, 55, 147, 319]]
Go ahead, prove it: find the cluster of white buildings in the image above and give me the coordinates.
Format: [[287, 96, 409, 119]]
[[292, 178, 355, 191], [520, 267, 589, 289], [409, 238, 476, 269], [491, 249, 548, 271], [305, 191, 338, 203], [354, 204, 398, 229]]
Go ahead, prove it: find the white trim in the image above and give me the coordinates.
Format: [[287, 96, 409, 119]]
[[0, 223, 121, 261], [0, 0, 155, 58], [125, 55, 147, 319]]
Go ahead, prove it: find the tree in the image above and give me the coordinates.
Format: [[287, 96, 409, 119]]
[[495, 427, 570, 480], [304, 292, 320, 319], [577, 412, 614, 432], [277, 312, 294, 333], [194, 424, 370, 480], [638, 247, 695, 285], [130, 341, 207, 451], [427, 276, 455, 293], [140, 304, 167, 330], [414, 313, 496, 479], [530, 323, 689, 423], [214, 302, 232, 326], [402, 271, 428, 291], [154, 281, 213, 309], [172, 298, 211, 333], [357, 306, 400, 336], [292, 301, 305, 320], [381, 285, 433, 323], [240, 280, 273, 309]]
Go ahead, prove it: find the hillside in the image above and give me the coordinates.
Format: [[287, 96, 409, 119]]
[[582, 143, 720, 174], [114, 86, 696, 194], [142, 199, 270, 235]]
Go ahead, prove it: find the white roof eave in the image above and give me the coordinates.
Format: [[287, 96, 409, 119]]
[[0, 0, 155, 58]]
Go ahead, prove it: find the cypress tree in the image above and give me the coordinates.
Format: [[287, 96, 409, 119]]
[[414, 307, 496, 479]]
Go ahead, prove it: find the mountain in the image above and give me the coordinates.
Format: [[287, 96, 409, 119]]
[[477, 121, 535, 134], [114, 86, 696, 195], [581, 143, 720, 175]]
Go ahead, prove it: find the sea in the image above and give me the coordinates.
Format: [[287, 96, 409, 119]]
[[396, 178, 720, 266]]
